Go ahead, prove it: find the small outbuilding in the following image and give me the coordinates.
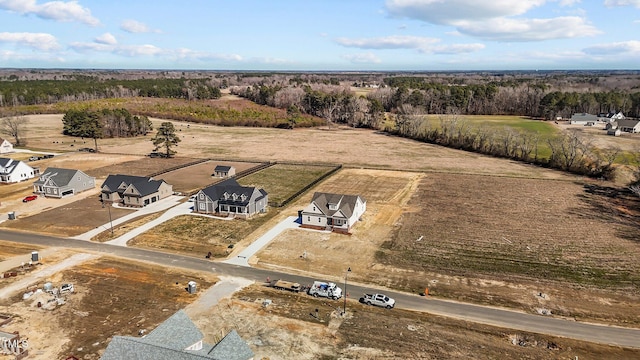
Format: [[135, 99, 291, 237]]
[[212, 165, 236, 178], [0, 138, 13, 154]]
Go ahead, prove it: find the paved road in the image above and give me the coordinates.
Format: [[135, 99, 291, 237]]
[[1, 229, 639, 349]]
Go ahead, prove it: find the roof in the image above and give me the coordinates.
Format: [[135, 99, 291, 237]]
[[200, 178, 266, 205], [0, 157, 29, 175], [33, 167, 84, 187], [100, 310, 253, 360], [214, 165, 233, 172], [101, 174, 167, 196], [206, 330, 254, 360], [570, 113, 598, 120], [142, 310, 203, 350], [617, 119, 640, 128], [310, 192, 364, 219]]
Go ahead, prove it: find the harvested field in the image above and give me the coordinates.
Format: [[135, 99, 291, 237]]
[[85, 156, 201, 178], [0, 256, 217, 360], [194, 284, 640, 359]]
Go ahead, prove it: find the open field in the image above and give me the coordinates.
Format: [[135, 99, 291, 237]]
[[254, 169, 640, 326], [0, 255, 217, 360], [238, 163, 338, 205], [155, 160, 260, 194], [0, 240, 42, 261], [195, 283, 640, 359]]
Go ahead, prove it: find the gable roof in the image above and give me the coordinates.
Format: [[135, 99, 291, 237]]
[[33, 167, 83, 187], [100, 310, 254, 360], [200, 178, 266, 204], [310, 192, 364, 219], [206, 330, 254, 360], [0, 157, 30, 175], [102, 174, 167, 196], [214, 165, 232, 172], [617, 119, 640, 129], [142, 310, 203, 350]]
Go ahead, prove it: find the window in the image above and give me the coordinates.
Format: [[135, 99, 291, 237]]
[[46, 188, 51, 193], [199, 193, 204, 200], [199, 203, 205, 210], [53, 189, 57, 194], [307, 216, 310, 222]]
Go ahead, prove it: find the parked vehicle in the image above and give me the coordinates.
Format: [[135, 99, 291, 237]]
[[28, 156, 39, 161], [22, 195, 38, 202], [307, 281, 342, 300], [360, 293, 395, 309], [42, 154, 54, 159], [271, 280, 301, 293]]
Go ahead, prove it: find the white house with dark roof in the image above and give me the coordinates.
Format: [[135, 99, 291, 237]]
[[300, 192, 366, 233], [212, 165, 236, 178], [193, 178, 268, 219], [33, 167, 95, 198], [570, 113, 599, 125], [0, 157, 39, 184], [100, 310, 254, 360], [101, 174, 173, 207], [0, 138, 13, 154]]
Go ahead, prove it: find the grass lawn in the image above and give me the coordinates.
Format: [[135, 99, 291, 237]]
[[238, 163, 338, 205]]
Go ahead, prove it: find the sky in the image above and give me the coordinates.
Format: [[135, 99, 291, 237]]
[[0, 0, 639, 71]]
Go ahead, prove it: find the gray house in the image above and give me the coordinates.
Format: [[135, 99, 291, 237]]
[[570, 113, 598, 125], [617, 119, 640, 133], [101, 310, 254, 360], [101, 174, 173, 208], [33, 167, 95, 198], [212, 165, 236, 178], [194, 178, 268, 219]]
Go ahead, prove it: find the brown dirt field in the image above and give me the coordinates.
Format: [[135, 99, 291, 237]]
[[129, 211, 277, 258], [193, 284, 640, 359], [154, 160, 261, 194], [0, 240, 42, 261], [253, 169, 640, 327], [1, 196, 135, 237], [0, 256, 217, 360]]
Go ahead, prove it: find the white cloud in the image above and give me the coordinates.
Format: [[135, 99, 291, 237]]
[[342, 53, 382, 64], [583, 40, 640, 55], [95, 33, 116, 45], [604, 0, 640, 7], [0, 0, 99, 26], [335, 35, 484, 55], [385, 0, 546, 24], [457, 16, 600, 41], [0, 31, 59, 50], [120, 19, 160, 34], [336, 35, 439, 49], [113, 44, 163, 57], [384, 0, 599, 42], [0, 49, 64, 62]]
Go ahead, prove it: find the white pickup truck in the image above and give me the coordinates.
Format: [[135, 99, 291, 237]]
[[360, 293, 395, 309], [307, 281, 342, 300]]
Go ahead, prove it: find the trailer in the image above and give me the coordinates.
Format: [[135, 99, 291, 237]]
[[271, 280, 301, 293]]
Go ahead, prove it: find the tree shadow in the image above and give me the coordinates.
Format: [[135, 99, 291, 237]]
[[571, 183, 640, 243]]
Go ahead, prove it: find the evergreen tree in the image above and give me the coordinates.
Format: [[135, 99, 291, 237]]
[[151, 122, 180, 158]]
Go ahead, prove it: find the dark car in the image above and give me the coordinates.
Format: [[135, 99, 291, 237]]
[[22, 195, 38, 202]]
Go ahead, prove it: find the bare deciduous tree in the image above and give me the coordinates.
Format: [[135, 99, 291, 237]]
[[0, 115, 28, 146]]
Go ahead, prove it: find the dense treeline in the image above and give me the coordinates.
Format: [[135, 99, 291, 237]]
[[0, 78, 221, 107], [62, 108, 152, 139], [391, 113, 620, 179]]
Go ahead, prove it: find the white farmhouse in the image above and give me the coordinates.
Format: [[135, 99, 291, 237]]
[[0, 138, 13, 154], [300, 192, 366, 233], [0, 157, 39, 184]]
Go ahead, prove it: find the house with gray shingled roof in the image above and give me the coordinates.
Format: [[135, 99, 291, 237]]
[[212, 165, 236, 178], [300, 192, 366, 233], [193, 178, 267, 219], [100, 310, 254, 360], [33, 167, 95, 198], [100, 174, 173, 207], [0, 157, 39, 184]]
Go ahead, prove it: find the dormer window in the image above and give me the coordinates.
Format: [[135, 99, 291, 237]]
[[232, 193, 238, 201], [223, 192, 230, 200], [240, 194, 247, 201], [328, 203, 338, 211]]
